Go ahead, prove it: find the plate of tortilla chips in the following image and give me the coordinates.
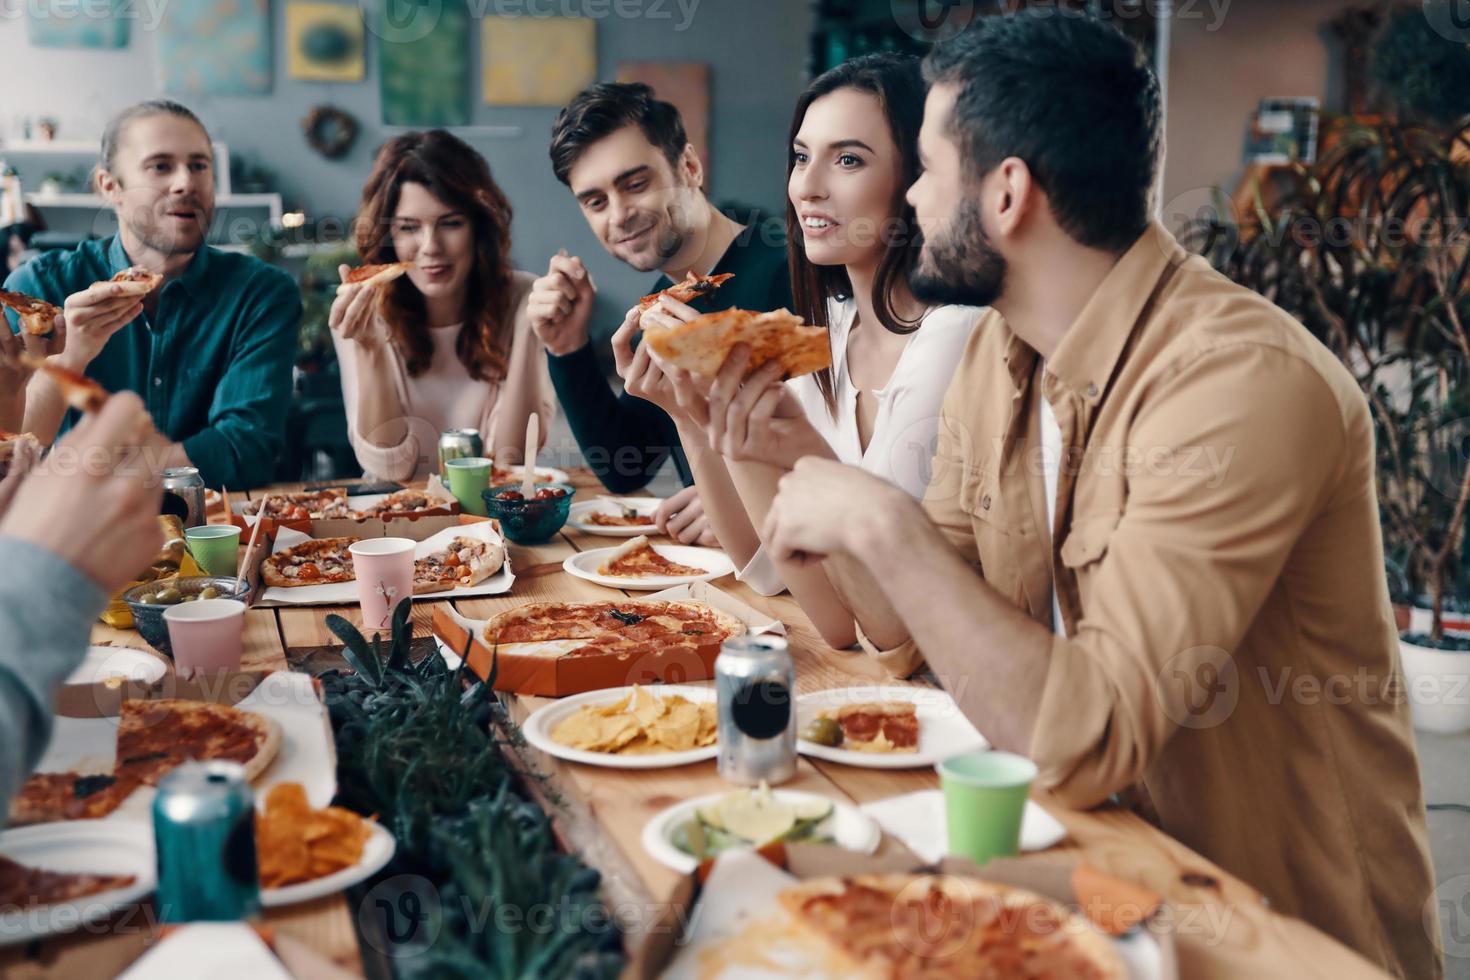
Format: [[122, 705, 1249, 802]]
[[255, 782, 395, 907], [523, 685, 718, 769]]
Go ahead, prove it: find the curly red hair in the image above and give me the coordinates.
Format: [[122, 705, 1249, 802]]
[[354, 130, 515, 381]]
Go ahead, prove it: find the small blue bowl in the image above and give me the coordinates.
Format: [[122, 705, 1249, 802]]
[[482, 482, 575, 545], [123, 576, 251, 658]]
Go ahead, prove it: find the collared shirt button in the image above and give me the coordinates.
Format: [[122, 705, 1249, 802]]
[[981, 494, 992, 510], [153, 377, 163, 387], [1085, 382, 1099, 398]]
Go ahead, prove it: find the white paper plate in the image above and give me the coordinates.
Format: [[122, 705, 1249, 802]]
[[0, 820, 156, 946], [260, 821, 396, 908], [563, 545, 735, 591], [522, 685, 718, 769], [643, 789, 881, 875], [566, 497, 663, 537], [795, 686, 989, 769], [258, 522, 514, 606], [65, 645, 168, 687]]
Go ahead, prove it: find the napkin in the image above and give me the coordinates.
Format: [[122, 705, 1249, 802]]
[[117, 923, 293, 980], [860, 789, 1066, 864]]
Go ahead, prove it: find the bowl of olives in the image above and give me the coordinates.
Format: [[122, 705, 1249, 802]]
[[123, 576, 251, 657]]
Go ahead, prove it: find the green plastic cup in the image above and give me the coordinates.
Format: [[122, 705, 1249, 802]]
[[444, 456, 492, 517], [184, 524, 242, 577], [936, 751, 1037, 866]]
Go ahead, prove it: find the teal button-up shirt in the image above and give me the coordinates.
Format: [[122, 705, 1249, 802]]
[[4, 236, 301, 489]]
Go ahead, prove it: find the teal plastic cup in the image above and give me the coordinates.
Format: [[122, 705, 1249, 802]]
[[184, 524, 242, 577], [935, 751, 1037, 866], [444, 456, 492, 517]]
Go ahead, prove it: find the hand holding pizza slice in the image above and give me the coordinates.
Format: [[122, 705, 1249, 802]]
[[18, 353, 109, 413], [107, 267, 164, 297], [641, 307, 831, 381], [336, 261, 414, 295], [0, 289, 63, 336]]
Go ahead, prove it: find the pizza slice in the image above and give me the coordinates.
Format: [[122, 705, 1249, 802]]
[[640, 307, 831, 380], [261, 536, 359, 588], [241, 488, 352, 522], [19, 353, 109, 413], [113, 699, 283, 786], [816, 701, 920, 753], [638, 271, 735, 311], [359, 488, 453, 517], [777, 874, 1124, 979], [337, 261, 414, 294], [0, 288, 62, 336], [0, 429, 38, 466], [8, 771, 143, 827], [595, 535, 708, 578], [109, 267, 164, 296], [413, 535, 506, 594], [586, 504, 656, 528], [0, 855, 138, 908]]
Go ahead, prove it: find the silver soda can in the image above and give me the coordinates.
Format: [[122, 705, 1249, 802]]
[[438, 427, 483, 476], [160, 465, 206, 528], [153, 760, 261, 923], [716, 635, 797, 785]]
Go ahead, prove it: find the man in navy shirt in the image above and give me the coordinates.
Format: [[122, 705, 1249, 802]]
[[529, 83, 790, 542]]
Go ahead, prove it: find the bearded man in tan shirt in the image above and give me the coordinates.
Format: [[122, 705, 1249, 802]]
[[760, 11, 1440, 979]]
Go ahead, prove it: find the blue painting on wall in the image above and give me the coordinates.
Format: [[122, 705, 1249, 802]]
[[157, 0, 273, 96], [27, 0, 129, 49]]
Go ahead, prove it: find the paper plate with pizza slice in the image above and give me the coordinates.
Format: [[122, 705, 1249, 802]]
[[566, 496, 662, 537], [256, 522, 513, 605], [522, 684, 719, 769], [794, 685, 989, 769], [563, 535, 735, 591], [0, 819, 157, 946]]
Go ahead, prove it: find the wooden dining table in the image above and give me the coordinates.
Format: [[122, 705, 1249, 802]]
[[1, 472, 1394, 979]]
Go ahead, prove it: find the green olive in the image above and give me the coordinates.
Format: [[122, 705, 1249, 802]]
[[181, 594, 198, 602], [198, 586, 221, 600], [138, 593, 158, 605], [800, 716, 843, 747], [154, 587, 182, 605]]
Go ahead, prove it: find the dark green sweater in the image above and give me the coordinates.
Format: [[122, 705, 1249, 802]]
[[547, 221, 792, 493]]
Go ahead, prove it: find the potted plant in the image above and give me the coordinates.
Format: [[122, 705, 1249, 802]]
[[1182, 105, 1470, 733]]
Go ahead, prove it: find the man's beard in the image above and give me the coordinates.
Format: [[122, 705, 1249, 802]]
[[122, 198, 210, 256], [908, 198, 1007, 308], [617, 214, 685, 273]]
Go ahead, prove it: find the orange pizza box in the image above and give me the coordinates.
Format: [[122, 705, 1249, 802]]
[[430, 583, 782, 698], [630, 845, 1179, 979]]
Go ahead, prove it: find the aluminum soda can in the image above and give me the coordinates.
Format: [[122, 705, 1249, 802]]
[[160, 465, 206, 529], [438, 427, 483, 476], [716, 635, 797, 785], [153, 760, 261, 923]]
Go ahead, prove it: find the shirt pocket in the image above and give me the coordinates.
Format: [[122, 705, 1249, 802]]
[[1059, 508, 1123, 571], [959, 464, 1022, 600]]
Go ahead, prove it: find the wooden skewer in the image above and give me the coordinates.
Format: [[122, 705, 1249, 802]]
[[235, 492, 269, 597], [521, 413, 539, 499]]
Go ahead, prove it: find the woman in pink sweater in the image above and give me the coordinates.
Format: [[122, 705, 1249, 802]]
[[330, 130, 554, 481]]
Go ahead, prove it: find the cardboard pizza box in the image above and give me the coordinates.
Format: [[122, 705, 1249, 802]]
[[430, 583, 783, 698], [629, 844, 1180, 980]]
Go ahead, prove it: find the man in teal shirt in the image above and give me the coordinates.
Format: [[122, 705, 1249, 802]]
[[3, 100, 299, 489]]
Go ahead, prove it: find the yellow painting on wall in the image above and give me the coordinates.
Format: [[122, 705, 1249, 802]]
[[482, 17, 596, 106], [287, 2, 364, 83]]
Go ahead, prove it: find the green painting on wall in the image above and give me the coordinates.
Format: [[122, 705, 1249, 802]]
[[157, 0, 273, 96], [27, 0, 129, 49], [376, 0, 471, 127]]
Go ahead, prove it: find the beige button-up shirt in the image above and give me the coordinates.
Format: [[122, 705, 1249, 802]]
[[864, 223, 1440, 979]]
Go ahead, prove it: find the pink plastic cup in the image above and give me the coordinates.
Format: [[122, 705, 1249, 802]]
[[349, 538, 415, 632], [163, 599, 247, 677]]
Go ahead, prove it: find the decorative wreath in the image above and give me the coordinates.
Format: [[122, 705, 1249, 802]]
[[301, 105, 359, 160]]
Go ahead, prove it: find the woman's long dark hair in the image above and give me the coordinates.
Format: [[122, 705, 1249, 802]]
[[355, 130, 515, 382], [785, 53, 927, 412]]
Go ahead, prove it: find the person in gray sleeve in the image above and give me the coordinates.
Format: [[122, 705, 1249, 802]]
[[0, 392, 166, 809]]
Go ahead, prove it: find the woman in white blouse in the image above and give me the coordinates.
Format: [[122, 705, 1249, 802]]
[[624, 54, 984, 660], [331, 130, 554, 481]]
